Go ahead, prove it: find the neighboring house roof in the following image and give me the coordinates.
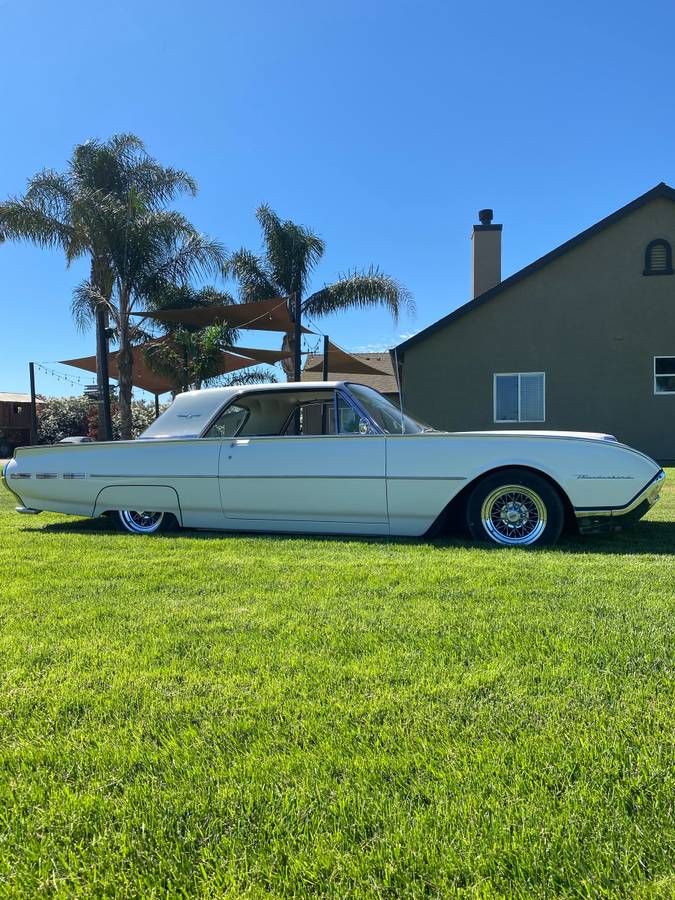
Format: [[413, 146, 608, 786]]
[[302, 352, 398, 394], [395, 181, 675, 354], [0, 392, 33, 403]]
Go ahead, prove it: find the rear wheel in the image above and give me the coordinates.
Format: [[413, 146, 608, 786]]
[[117, 510, 175, 535], [466, 469, 564, 548]]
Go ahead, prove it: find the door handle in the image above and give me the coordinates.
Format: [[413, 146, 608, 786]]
[[230, 439, 250, 447]]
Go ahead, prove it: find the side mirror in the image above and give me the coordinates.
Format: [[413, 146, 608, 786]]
[[358, 417, 372, 435]]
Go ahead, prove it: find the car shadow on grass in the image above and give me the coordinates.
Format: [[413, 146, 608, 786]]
[[19, 516, 675, 556]]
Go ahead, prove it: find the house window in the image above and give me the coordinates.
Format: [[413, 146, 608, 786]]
[[494, 373, 545, 423], [644, 239, 673, 276], [654, 357, 675, 394]]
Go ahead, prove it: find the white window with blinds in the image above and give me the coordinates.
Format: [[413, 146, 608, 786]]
[[494, 373, 545, 423]]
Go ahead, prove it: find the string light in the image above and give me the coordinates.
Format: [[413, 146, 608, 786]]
[[34, 363, 92, 389]]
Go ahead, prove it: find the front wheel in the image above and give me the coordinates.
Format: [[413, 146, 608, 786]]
[[117, 510, 175, 535], [466, 470, 564, 548]]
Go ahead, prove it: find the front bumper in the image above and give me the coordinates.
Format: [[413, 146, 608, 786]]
[[576, 469, 666, 534]]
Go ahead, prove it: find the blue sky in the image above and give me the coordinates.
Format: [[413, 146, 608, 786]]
[[2, 0, 674, 397]]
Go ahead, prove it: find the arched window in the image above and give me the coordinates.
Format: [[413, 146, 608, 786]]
[[644, 239, 673, 276]]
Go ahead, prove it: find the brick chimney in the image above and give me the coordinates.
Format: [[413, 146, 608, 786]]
[[472, 208, 502, 298]]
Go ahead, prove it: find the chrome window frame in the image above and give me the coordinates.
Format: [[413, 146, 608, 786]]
[[198, 385, 383, 439], [204, 403, 251, 439], [280, 397, 336, 436]]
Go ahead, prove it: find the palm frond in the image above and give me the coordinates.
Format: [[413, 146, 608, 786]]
[[302, 267, 414, 323], [0, 197, 74, 251], [216, 368, 278, 388], [130, 161, 198, 204], [150, 231, 228, 286], [70, 280, 116, 333], [256, 203, 324, 295], [226, 248, 277, 302]]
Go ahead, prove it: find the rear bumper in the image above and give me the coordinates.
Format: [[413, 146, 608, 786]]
[[1, 460, 25, 507], [575, 470, 665, 534]]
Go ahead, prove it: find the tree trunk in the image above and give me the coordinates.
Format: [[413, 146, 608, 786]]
[[91, 257, 113, 441], [281, 332, 294, 381], [116, 290, 134, 440]]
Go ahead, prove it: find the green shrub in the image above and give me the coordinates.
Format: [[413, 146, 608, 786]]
[[37, 396, 165, 443]]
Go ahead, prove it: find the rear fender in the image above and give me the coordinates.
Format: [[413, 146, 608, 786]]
[[93, 484, 182, 523]]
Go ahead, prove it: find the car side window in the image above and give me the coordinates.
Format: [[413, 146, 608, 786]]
[[337, 394, 361, 434], [204, 404, 249, 438], [282, 400, 336, 435]]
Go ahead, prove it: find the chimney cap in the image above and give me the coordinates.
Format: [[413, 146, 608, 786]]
[[478, 208, 493, 225]]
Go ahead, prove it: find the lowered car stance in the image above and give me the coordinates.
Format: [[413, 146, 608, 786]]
[[1, 382, 666, 548]]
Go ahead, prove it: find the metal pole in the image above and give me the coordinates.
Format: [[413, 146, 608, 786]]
[[321, 335, 331, 435], [96, 306, 113, 441], [322, 335, 329, 381], [28, 362, 38, 445], [154, 394, 160, 419], [293, 292, 302, 382]]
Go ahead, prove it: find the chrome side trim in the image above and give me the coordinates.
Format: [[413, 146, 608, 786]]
[[387, 475, 467, 482], [89, 473, 214, 479], [63, 473, 87, 479], [575, 470, 665, 518], [36, 472, 58, 479], [15, 506, 41, 515], [10, 472, 32, 479]]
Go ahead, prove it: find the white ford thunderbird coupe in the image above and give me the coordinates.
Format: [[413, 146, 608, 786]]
[[2, 382, 665, 547]]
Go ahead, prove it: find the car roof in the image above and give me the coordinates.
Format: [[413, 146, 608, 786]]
[[140, 382, 367, 440], [175, 381, 349, 398]]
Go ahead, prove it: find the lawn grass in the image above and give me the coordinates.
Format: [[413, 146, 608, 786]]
[[0, 474, 674, 898]]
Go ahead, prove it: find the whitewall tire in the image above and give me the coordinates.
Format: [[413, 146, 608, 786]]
[[466, 469, 565, 548], [117, 510, 173, 535]]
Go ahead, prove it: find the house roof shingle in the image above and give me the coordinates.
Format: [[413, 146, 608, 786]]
[[0, 392, 33, 404], [302, 352, 398, 394]]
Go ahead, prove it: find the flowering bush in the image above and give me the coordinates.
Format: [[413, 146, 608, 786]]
[[37, 396, 164, 444]]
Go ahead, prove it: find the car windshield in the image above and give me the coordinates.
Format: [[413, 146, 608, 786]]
[[346, 384, 435, 434]]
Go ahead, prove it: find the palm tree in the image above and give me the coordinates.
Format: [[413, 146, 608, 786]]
[[227, 205, 414, 378], [0, 134, 222, 437], [73, 201, 227, 436]]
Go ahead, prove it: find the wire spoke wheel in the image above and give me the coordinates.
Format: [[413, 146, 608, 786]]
[[480, 485, 547, 546], [118, 510, 166, 535]]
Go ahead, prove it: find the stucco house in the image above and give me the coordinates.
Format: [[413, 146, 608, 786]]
[[393, 183, 675, 462]]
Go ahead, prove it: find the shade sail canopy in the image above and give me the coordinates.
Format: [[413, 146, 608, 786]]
[[226, 345, 292, 364], [303, 341, 389, 375], [61, 344, 258, 395], [132, 297, 313, 334]]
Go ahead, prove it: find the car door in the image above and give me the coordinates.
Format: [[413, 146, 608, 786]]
[[216, 391, 388, 534]]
